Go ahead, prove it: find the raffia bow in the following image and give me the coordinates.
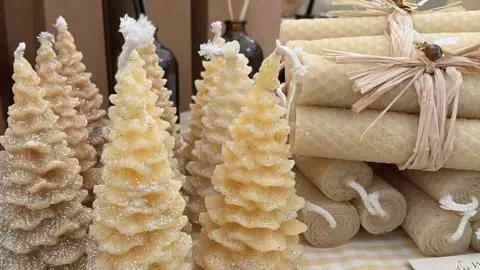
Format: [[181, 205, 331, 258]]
[[325, 45, 480, 171]]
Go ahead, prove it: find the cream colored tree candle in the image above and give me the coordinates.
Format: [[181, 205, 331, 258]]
[[88, 50, 191, 269], [294, 168, 360, 248], [179, 22, 226, 224], [185, 41, 253, 224], [35, 32, 97, 205], [0, 43, 92, 269], [117, 15, 190, 232], [54, 16, 108, 159], [194, 51, 306, 270]]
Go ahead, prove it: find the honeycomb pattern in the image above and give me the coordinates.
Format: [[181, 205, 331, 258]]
[[376, 166, 471, 256], [290, 53, 480, 119], [403, 169, 480, 220], [351, 175, 406, 235], [286, 32, 480, 57], [292, 106, 480, 171], [280, 11, 480, 42]]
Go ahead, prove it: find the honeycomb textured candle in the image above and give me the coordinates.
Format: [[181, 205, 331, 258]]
[[88, 50, 191, 269], [54, 17, 108, 159], [194, 53, 307, 270], [185, 41, 252, 224], [35, 32, 97, 203], [0, 43, 92, 269]]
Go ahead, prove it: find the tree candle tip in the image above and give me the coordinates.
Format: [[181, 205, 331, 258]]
[[211, 21, 222, 35], [37, 32, 54, 44], [55, 16, 68, 29], [14, 42, 26, 59]]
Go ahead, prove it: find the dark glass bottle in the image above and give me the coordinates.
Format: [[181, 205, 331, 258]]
[[222, 20, 264, 78], [153, 30, 180, 120]]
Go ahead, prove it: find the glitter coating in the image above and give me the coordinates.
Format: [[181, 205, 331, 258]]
[[88, 50, 191, 269], [0, 45, 92, 269], [194, 53, 306, 270], [185, 41, 252, 225], [54, 20, 108, 163]]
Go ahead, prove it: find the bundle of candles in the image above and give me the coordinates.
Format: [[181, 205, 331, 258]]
[[282, 0, 480, 258]]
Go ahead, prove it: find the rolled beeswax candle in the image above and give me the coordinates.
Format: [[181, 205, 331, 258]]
[[471, 221, 480, 252], [289, 53, 480, 119], [376, 166, 471, 256], [403, 169, 480, 221], [351, 175, 407, 235], [292, 106, 480, 172], [279, 11, 480, 42], [295, 156, 373, 201], [295, 168, 360, 248], [286, 32, 480, 57]]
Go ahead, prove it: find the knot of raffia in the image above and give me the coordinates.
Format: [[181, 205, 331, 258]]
[[325, 45, 480, 171]]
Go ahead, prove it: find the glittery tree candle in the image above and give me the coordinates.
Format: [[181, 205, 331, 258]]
[[0, 43, 92, 269], [88, 50, 191, 269], [194, 52, 307, 270], [117, 15, 190, 232], [35, 32, 98, 205], [179, 21, 225, 173], [185, 41, 253, 224], [54, 16, 108, 161]]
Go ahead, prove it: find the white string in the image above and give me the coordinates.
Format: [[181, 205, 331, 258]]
[[276, 83, 287, 107], [440, 195, 479, 242], [210, 21, 224, 45], [476, 228, 480, 240], [303, 201, 337, 229], [274, 40, 307, 123], [54, 16, 68, 29], [417, 0, 430, 7], [14, 42, 26, 60], [347, 179, 386, 217]]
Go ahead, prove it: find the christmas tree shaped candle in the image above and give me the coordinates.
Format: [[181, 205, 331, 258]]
[[179, 21, 225, 171], [54, 16, 108, 159], [35, 32, 97, 203], [194, 50, 307, 269], [185, 41, 253, 224], [0, 43, 92, 269], [134, 16, 179, 138], [89, 50, 191, 269]]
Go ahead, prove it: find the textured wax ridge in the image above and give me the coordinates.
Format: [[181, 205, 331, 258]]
[[293, 106, 480, 171], [54, 20, 108, 163], [88, 50, 191, 270], [351, 175, 407, 235], [376, 166, 471, 256], [294, 168, 360, 248], [185, 42, 253, 224], [289, 51, 480, 119], [136, 41, 190, 231], [279, 11, 480, 42], [0, 45, 92, 269], [178, 55, 225, 224], [194, 53, 307, 270], [35, 33, 97, 206], [403, 169, 480, 221], [295, 156, 372, 201]]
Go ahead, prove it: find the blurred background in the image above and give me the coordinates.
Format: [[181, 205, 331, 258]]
[[0, 0, 479, 135]]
